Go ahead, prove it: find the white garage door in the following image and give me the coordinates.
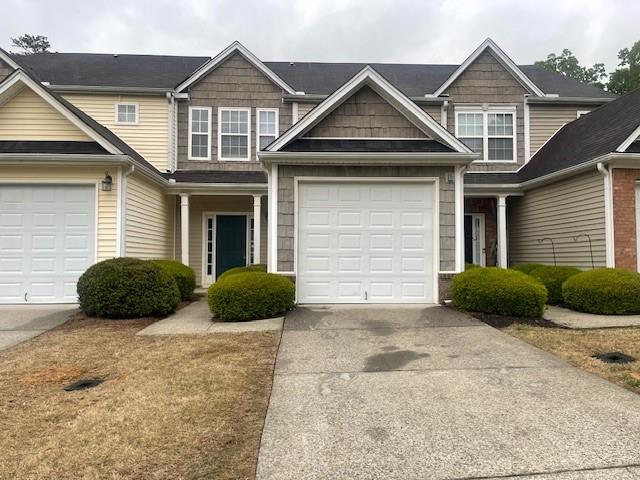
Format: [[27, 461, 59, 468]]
[[0, 185, 96, 304], [297, 181, 436, 304]]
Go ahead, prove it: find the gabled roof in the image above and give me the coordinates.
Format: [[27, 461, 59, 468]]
[[432, 38, 545, 97], [266, 66, 472, 154], [175, 41, 296, 94], [0, 47, 20, 70]]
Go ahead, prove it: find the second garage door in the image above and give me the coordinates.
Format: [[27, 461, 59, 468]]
[[297, 181, 436, 304]]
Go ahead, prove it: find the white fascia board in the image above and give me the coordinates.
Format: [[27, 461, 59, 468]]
[[617, 123, 640, 152], [433, 38, 544, 97], [176, 41, 295, 94], [259, 151, 477, 166], [266, 66, 472, 154], [0, 47, 20, 70]]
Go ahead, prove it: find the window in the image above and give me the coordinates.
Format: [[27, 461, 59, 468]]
[[257, 109, 278, 151], [577, 110, 591, 118], [218, 107, 250, 160], [115, 103, 138, 124], [189, 107, 211, 160], [456, 108, 516, 162]]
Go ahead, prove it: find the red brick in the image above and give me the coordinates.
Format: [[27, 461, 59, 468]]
[[612, 168, 640, 270]]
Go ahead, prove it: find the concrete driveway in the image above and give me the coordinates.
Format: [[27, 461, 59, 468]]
[[257, 305, 640, 480], [0, 305, 76, 351]]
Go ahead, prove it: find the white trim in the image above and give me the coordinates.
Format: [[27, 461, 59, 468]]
[[291, 102, 299, 123], [300, 136, 431, 141], [617, 123, 640, 152], [524, 97, 531, 162], [114, 102, 139, 125], [253, 194, 262, 264], [598, 163, 615, 267], [256, 108, 279, 158], [0, 48, 20, 70], [217, 107, 251, 161], [268, 163, 278, 273], [497, 194, 508, 267], [176, 41, 296, 94], [455, 106, 517, 163], [465, 213, 486, 267], [432, 38, 544, 97], [440, 100, 448, 128], [293, 176, 440, 304], [180, 193, 190, 266], [117, 165, 135, 256], [454, 165, 466, 272], [576, 110, 591, 118], [187, 106, 212, 161], [266, 66, 472, 154]]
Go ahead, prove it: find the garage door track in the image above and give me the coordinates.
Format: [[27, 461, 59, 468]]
[[257, 305, 640, 479]]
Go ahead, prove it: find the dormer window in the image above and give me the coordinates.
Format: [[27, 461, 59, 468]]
[[115, 103, 138, 124], [456, 106, 516, 162]]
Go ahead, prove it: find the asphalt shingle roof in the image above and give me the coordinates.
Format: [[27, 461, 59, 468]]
[[282, 138, 454, 153], [0, 140, 108, 154]]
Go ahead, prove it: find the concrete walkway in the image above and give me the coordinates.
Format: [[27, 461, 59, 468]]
[[545, 305, 640, 329], [0, 305, 76, 351], [137, 296, 283, 335], [257, 305, 640, 480]]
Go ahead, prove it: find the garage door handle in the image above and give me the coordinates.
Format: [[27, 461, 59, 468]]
[[364, 291, 368, 301], [24, 292, 28, 302]]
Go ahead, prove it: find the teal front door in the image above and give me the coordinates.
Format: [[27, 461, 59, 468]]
[[215, 215, 247, 279]]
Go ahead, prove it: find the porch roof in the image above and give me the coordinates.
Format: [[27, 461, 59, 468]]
[[163, 170, 267, 184]]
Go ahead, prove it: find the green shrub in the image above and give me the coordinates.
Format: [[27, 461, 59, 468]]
[[77, 258, 180, 319], [528, 265, 581, 305], [217, 264, 267, 281], [511, 263, 544, 275], [452, 267, 547, 318], [208, 271, 294, 321], [465, 263, 481, 270], [563, 268, 640, 314], [149, 259, 196, 301]]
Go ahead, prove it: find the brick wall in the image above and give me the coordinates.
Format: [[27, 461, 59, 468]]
[[612, 168, 640, 270]]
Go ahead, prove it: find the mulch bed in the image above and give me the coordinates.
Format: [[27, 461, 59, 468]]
[[447, 305, 562, 329]]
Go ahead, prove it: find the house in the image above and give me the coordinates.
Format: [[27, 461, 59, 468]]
[[0, 38, 638, 305]]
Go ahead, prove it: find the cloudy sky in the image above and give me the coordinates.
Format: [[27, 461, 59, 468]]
[[2, 0, 638, 71]]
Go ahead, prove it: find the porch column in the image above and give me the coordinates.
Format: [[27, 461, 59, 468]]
[[253, 194, 261, 264], [180, 193, 189, 266], [497, 194, 508, 268]]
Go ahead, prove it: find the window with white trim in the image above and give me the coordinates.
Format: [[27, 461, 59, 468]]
[[218, 107, 250, 160], [189, 107, 211, 160], [116, 103, 138, 124], [456, 108, 516, 162], [257, 109, 278, 151]]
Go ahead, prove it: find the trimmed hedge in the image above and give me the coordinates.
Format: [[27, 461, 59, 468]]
[[208, 271, 295, 321], [217, 264, 267, 281], [528, 265, 581, 305], [563, 268, 640, 314], [150, 259, 196, 301], [452, 267, 547, 318], [77, 258, 180, 319], [511, 263, 544, 275]]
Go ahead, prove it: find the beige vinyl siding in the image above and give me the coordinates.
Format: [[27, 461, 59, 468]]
[[0, 88, 91, 141], [529, 105, 586, 156], [175, 195, 268, 285], [125, 174, 174, 259], [297, 102, 316, 121], [508, 171, 606, 268], [0, 165, 118, 261], [63, 93, 169, 171]]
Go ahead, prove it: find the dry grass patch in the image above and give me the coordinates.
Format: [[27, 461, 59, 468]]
[[0, 314, 279, 480], [505, 324, 640, 393]]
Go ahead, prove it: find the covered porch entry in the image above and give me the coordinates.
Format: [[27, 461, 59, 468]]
[[463, 194, 513, 268]]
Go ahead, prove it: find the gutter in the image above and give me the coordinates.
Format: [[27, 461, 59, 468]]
[[281, 93, 446, 105], [259, 151, 477, 165], [118, 165, 135, 256], [49, 84, 171, 95], [526, 96, 615, 106]]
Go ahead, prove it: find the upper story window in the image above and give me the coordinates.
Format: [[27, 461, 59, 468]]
[[218, 107, 251, 161], [115, 103, 138, 124], [257, 108, 279, 151], [189, 106, 212, 160], [456, 107, 516, 162]]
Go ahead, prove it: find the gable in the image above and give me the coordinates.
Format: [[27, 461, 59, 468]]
[[0, 87, 92, 141], [0, 57, 14, 83], [444, 49, 530, 97], [306, 85, 428, 138]]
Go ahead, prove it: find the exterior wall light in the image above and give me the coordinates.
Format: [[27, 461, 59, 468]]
[[101, 171, 113, 192]]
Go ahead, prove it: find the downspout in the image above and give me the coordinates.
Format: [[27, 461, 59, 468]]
[[167, 92, 176, 173], [597, 162, 614, 267], [119, 165, 135, 257]]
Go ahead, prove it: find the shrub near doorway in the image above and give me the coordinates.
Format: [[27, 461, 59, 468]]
[[150, 260, 196, 301]]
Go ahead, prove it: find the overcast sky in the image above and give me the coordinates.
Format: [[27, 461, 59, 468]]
[[3, 0, 638, 71]]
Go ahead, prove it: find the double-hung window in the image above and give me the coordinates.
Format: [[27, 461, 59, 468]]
[[115, 103, 138, 124], [257, 108, 279, 152], [218, 107, 251, 161], [456, 107, 516, 162], [189, 106, 211, 160]]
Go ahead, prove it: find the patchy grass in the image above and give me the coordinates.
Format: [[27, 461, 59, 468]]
[[0, 313, 279, 480], [505, 324, 640, 393]]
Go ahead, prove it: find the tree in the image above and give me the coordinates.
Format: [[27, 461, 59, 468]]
[[535, 49, 607, 89], [608, 41, 640, 95], [10, 34, 50, 55]]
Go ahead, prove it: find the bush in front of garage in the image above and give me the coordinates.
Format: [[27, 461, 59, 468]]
[[149, 259, 196, 301], [563, 268, 640, 314], [452, 267, 547, 318], [77, 258, 181, 319], [527, 265, 581, 305], [208, 271, 294, 321], [217, 264, 267, 281]]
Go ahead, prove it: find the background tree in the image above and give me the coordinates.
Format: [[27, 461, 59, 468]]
[[608, 41, 640, 95], [535, 49, 607, 89], [10, 34, 50, 55]]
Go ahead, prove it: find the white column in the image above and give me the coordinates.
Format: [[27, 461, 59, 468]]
[[180, 193, 189, 266], [497, 195, 508, 268], [268, 163, 278, 273], [253, 194, 261, 264], [454, 165, 466, 272]]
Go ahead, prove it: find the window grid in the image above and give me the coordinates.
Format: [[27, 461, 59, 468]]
[[116, 103, 137, 124], [456, 109, 515, 162], [257, 109, 278, 151], [189, 107, 211, 160], [219, 108, 250, 160]]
